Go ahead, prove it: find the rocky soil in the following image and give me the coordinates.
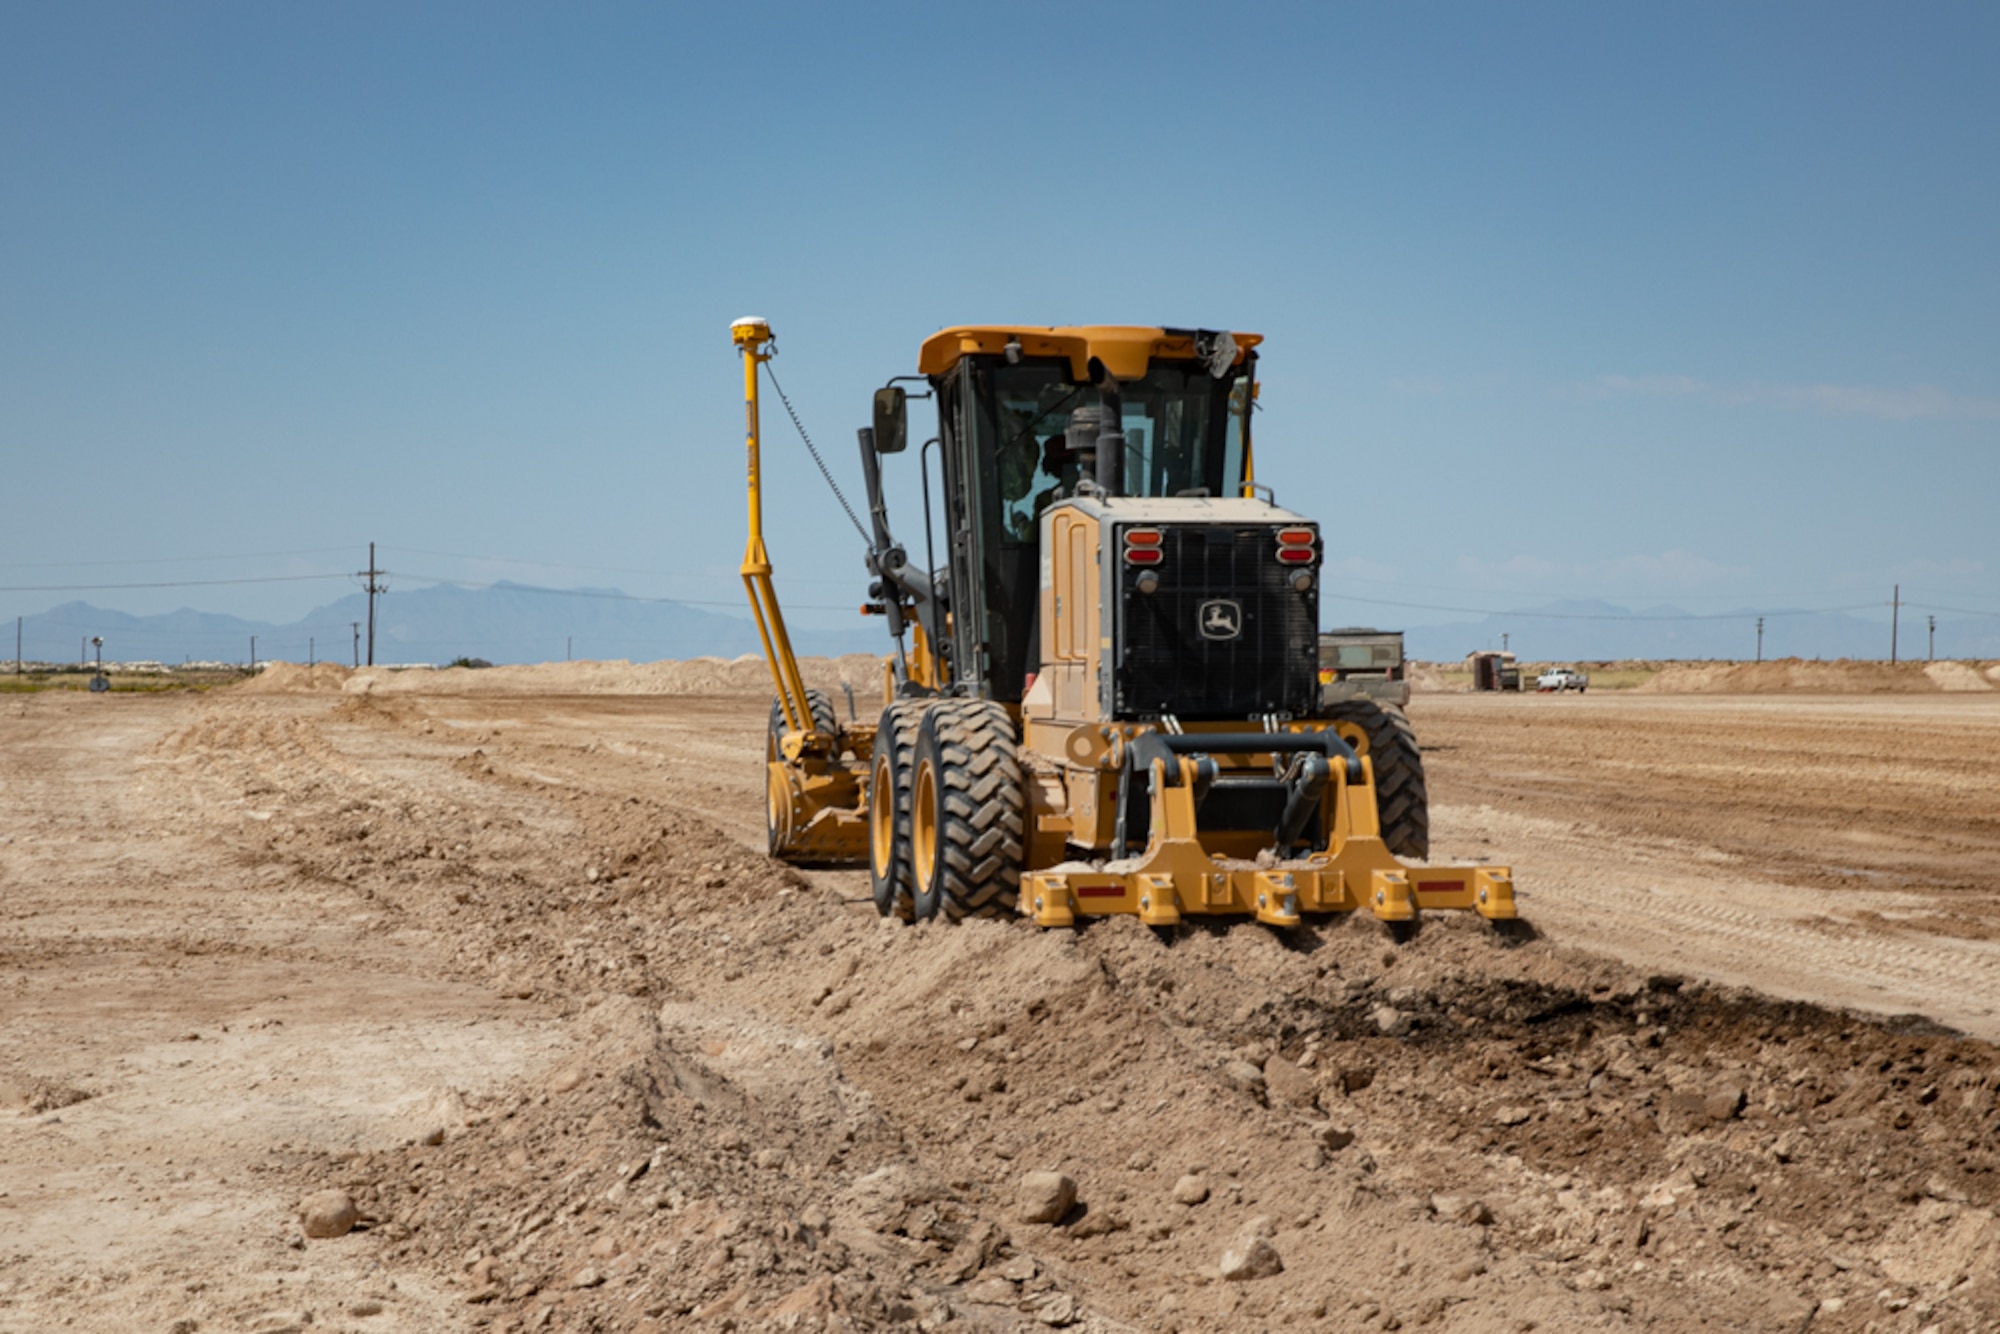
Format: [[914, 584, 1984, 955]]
[[4, 672, 2000, 1332]]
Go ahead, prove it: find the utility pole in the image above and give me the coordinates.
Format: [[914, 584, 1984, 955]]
[[309, 636, 315, 668], [351, 622, 361, 668], [567, 636, 572, 662], [1928, 615, 1937, 662], [1501, 632, 1510, 653], [356, 542, 387, 667], [1890, 584, 1900, 665], [1756, 616, 1764, 664], [250, 635, 257, 670], [14, 616, 20, 675]]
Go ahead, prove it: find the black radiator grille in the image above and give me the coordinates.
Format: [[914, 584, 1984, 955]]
[[1113, 525, 1318, 719]]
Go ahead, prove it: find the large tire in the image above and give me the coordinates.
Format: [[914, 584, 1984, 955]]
[[1325, 699, 1429, 861], [868, 700, 924, 921], [909, 699, 1025, 921], [766, 690, 840, 856], [766, 689, 839, 762]]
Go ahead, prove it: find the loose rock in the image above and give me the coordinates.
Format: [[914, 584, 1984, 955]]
[[1431, 1193, 1496, 1226], [1017, 1170, 1077, 1224], [1223, 1060, 1268, 1103], [298, 1189, 358, 1240], [964, 1276, 1016, 1305], [998, 1255, 1038, 1282], [1034, 1292, 1079, 1326], [1262, 1055, 1316, 1107], [1314, 1123, 1356, 1152], [1219, 1218, 1283, 1281], [1172, 1174, 1210, 1206]]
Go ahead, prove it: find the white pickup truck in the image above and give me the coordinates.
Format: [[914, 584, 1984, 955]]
[[1536, 666, 1589, 693]]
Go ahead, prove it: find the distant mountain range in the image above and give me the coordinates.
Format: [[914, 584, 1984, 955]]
[[6, 581, 885, 667], [1385, 598, 2000, 663], [7, 586, 1994, 669]]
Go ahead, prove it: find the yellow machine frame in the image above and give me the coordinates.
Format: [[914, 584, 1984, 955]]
[[737, 318, 1516, 929]]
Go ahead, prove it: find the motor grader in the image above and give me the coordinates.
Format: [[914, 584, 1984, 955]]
[[736, 318, 1515, 931]]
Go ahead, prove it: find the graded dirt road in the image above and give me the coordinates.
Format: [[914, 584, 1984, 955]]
[[1420, 692, 2000, 1041], [4, 673, 2000, 1333]]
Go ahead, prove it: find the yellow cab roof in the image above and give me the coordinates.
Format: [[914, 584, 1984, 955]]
[[917, 325, 1262, 381]]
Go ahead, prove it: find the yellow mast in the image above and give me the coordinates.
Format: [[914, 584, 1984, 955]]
[[733, 317, 815, 738]]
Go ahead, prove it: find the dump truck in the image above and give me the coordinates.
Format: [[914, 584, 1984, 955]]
[[1319, 628, 1410, 708], [737, 320, 1514, 932]]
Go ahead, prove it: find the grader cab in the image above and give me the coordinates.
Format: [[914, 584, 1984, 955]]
[[736, 319, 1515, 932]]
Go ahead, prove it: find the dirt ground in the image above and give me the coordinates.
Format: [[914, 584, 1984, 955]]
[[5, 666, 2000, 1333]]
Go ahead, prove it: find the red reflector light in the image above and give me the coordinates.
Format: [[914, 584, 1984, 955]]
[[1124, 547, 1163, 565], [1276, 527, 1316, 546], [1124, 529, 1163, 546], [1276, 547, 1315, 564]]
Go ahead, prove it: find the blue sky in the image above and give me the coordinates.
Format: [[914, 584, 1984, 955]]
[[3, 2, 1995, 646]]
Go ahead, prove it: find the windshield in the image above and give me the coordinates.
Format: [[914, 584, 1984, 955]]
[[969, 358, 1254, 543]]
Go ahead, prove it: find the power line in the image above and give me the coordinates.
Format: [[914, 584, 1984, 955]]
[[1324, 571, 1905, 605], [0, 545, 358, 571], [389, 570, 860, 613], [379, 545, 864, 588], [1905, 600, 2000, 619], [1321, 590, 1888, 622], [0, 572, 353, 593]]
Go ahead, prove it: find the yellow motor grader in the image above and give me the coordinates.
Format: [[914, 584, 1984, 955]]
[[736, 318, 1515, 932]]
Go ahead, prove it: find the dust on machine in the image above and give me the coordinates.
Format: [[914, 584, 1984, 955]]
[[736, 320, 1517, 935]]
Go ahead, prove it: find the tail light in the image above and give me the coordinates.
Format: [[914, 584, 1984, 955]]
[[1276, 526, 1318, 565], [1123, 528, 1164, 565]]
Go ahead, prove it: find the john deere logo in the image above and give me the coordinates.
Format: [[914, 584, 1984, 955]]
[[1198, 599, 1243, 641]]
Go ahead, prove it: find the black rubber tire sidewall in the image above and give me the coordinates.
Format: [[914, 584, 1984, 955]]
[[868, 701, 922, 920], [1324, 699, 1430, 861], [766, 689, 841, 858]]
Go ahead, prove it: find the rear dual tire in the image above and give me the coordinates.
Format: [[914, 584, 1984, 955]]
[[910, 699, 1025, 921], [868, 701, 924, 920]]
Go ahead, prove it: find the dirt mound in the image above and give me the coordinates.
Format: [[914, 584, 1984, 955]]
[[1636, 658, 1967, 694], [321, 995, 978, 1330], [1405, 661, 1454, 693], [335, 654, 883, 699], [1927, 660, 1997, 691], [234, 660, 354, 693]]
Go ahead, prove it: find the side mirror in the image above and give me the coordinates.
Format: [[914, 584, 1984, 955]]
[[872, 386, 908, 454]]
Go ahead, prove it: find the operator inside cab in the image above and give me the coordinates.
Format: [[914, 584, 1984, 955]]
[[998, 432, 1086, 542], [985, 363, 1249, 545]]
